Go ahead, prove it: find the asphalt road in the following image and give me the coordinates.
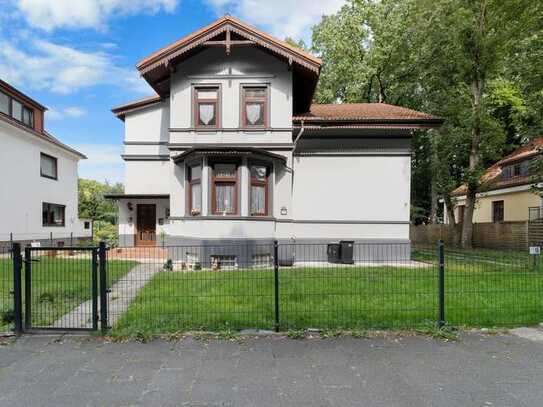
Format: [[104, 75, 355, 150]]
[[0, 331, 542, 406]]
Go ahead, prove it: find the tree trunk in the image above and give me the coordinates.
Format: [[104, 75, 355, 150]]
[[429, 137, 439, 224], [376, 71, 386, 103], [460, 0, 486, 249]]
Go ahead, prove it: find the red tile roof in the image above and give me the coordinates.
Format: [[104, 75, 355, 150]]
[[452, 137, 543, 196], [293, 103, 442, 122]]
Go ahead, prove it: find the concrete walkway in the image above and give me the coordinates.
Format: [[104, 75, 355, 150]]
[[1, 331, 543, 406], [53, 263, 162, 329]]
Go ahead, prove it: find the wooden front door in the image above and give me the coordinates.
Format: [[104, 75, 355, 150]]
[[136, 204, 156, 246]]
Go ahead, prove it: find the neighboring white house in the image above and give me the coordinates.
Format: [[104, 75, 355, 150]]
[[0, 79, 92, 246], [108, 16, 442, 263]]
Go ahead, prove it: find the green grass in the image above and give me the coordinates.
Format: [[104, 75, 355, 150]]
[[0, 255, 137, 331], [112, 248, 543, 336]]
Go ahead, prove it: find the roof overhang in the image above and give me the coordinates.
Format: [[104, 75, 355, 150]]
[[111, 96, 163, 121], [172, 147, 287, 164], [0, 115, 86, 159], [104, 194, 170, 200], [135, 16, 321, 113], [0, 79, 47, 112]]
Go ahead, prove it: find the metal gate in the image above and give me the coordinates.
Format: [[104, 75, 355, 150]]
[[11, 243, 108, 333]]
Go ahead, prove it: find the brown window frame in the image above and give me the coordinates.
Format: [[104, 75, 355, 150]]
[[187, 163, 202, 216], [40, 152, 58, 180], [249, 164, 270, 216], [211, 161, 239, 215], [42, 202, 65, 227], [241, 85, 269, 129], [193, 85, 221, 129], [492, 200, 504, 223]]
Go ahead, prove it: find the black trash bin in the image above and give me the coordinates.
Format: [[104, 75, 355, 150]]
[[327, 243, 341, 263], [340, 240, 354, 264]]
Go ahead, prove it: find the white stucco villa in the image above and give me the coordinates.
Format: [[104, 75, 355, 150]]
[[108, 16, 442, 263], [0, 79, 91, 247]]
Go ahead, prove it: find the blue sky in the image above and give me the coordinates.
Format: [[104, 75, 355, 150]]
[[0, 0, 345, 184]]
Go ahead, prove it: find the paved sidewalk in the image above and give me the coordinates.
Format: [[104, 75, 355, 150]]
[[1, 331, 543, 406]]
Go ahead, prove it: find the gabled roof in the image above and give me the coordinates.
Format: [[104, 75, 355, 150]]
[[136, 15, 321, 113], [452, 137, 543, 196], [138, 15, 320, 72]]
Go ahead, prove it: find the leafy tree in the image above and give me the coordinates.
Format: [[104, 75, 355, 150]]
[[414, 0, 542, 247], [78, 179, 123, 245], [78, 178, 123, 223], [311, 0, 543, 247], [311, 0, 421, 105]]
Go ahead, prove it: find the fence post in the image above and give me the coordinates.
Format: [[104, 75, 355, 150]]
[[70, 232, 74, 247], [50, 232, 53, 247], [98, 241, 108, 333], [437, 240, 445, 328], [11, 243, 23, 335], [273, 240, 280, 332], [91, 248, 99, 331], [24, 247, 32, 330]]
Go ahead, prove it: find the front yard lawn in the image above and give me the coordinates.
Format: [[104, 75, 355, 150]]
[[112, 250, 543, 335], [0, 255, 137, 331]]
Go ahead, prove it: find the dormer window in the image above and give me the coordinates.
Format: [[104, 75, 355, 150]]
[[0, 92, 8, 115], [0, 90, 34, 128], [242, 86, 268, 128], [502, 160, 531, 180], [194, 86, 220, 128]]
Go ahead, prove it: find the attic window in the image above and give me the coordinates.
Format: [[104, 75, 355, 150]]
[[194, 86, 220, 128], [242, 86, 268, 128], [502, 160, 531, 180], [0, 90, 34, 128]]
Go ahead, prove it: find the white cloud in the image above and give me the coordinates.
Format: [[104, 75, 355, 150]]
[[205, 0, 346, 40], [14, 0, 179, 31], [0, 38, 150, 94], [74, 143, 124, 183], [47, 107, 86, 120]]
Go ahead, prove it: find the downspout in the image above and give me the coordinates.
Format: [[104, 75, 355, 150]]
[[289, 120, 305, 252], [291, 120, 305, 198]]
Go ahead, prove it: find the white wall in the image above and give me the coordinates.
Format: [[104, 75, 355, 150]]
[[292, 155, 411, 222], [118, 42, 413, 244], [124, 161, 172, 195], [169, 46, 293, 145], [0, 120, 90, 241], [124, 101, 170, 144]]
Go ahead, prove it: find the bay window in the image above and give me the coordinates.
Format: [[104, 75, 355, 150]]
[[250, 165, 269, 216], [241, 86, 268, 128], [194, 86, 220, 128], [188, 163, 202, 216], [211, 163, 238, 215]]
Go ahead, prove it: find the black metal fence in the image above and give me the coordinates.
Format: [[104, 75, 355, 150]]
[[3, 241, 543, 335]]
